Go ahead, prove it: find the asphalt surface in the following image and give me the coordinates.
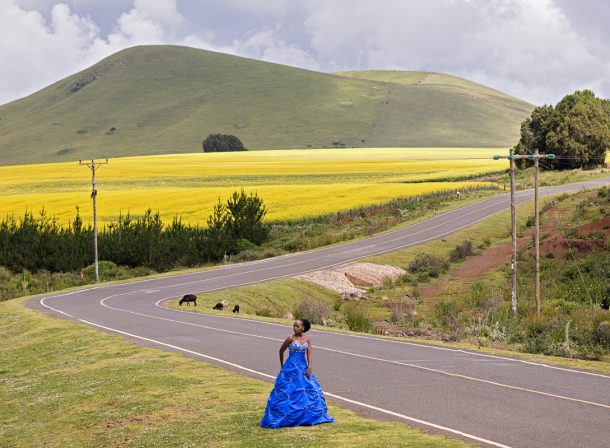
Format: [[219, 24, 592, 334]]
[[31, 178, 610, 448]]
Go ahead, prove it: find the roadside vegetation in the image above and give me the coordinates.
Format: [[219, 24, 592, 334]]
[[0, 185, 496, 301], [0, 189, 268, 281]]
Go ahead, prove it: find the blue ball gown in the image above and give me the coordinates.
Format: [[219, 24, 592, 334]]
[[260, 340, 335, 428]]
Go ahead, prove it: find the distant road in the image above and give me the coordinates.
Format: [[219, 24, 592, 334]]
[[33, 178, 610, 448]]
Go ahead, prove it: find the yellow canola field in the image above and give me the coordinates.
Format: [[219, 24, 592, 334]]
[[0, 182, 490, 226], [0, 148, 506, 226]]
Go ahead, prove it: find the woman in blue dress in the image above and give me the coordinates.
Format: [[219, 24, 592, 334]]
[[260, 319, 335, 428]]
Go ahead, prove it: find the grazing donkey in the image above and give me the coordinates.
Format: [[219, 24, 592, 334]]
[[212, 302, 224, 310], [179, 294, 197, 306]]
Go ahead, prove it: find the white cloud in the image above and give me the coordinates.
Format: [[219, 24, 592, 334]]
[[1, 0, 609, 106], [216, 0, 289, 18], [0, 2, 102, 103], [457, 0, 608, 104], [232, 28, 319, 70], [301, 0, 610, 104], [111, 0, 183, 42], [0, 0, 217, 104]]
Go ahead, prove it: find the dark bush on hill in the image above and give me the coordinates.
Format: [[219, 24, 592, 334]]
[[202, 133, 246, 152]]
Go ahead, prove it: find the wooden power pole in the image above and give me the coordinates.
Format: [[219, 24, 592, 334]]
[[534, 148, 541, 317], [80, 159, 108, 283], [510, 152, 517, 317], [494, 151, 555, 318]]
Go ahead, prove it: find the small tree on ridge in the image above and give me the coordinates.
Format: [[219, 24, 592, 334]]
[[202, 133, 246, 152]]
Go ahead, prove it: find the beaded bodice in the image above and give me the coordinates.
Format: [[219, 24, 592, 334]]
[[289, 340, 308, 353]]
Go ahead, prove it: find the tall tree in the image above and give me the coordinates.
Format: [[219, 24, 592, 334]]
[[515, 90, 610, 169], [515, 105, 556, 158], [205, 198, 233, 259], [225, 189, 269, 245]]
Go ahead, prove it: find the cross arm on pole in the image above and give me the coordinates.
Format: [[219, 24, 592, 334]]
[[79, 158, 109, 168], [493, 154, 555, 160]]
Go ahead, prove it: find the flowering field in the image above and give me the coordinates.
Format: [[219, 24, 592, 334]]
[[0, 148, 505, 226]]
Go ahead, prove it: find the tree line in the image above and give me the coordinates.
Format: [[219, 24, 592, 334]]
[[0, 190, 269, 274]]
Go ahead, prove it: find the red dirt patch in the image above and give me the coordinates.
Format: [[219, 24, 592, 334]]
[[420, 211, 609, 301], [535, 215, 610, 259], [420, 243, 513, 300]]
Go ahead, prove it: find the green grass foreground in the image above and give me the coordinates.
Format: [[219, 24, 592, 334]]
[[0, 298, 472, 447]]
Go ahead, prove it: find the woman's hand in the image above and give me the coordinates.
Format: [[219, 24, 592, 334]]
[[305, 367, 311, 378]]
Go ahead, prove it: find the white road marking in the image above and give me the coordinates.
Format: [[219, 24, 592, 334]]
[[40, 296, 74, 318], [97, 293, 610, 410], [158, 299, 610, 380], [78, 317, 513, 448]]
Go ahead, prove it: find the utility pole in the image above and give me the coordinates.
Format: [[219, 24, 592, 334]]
[[534, 148, 541, 317], [493, 151, 555, 318], [79, 159, 108, 283], [509, 150, 517, 317]]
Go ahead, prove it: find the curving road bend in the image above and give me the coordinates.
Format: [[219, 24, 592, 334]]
[[32, 178, 610, 448]]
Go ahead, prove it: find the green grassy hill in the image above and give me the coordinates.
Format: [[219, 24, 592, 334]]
[[0, 45, 533, 166], [339, 71, 533, 148]]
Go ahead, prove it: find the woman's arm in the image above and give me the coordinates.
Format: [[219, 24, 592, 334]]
[[279, 336, 292, 368], [305, 337, 312, 377]]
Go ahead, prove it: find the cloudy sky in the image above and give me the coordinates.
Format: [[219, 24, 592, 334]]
[[1, 0, 609, 106]]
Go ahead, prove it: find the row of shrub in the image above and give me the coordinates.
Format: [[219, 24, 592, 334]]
[[0, 190, 269, 274], [3, 186, 483, 277], [0, 187, 492, 301]]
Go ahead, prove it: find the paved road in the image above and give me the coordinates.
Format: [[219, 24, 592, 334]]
[[33, 178, 610, 448]]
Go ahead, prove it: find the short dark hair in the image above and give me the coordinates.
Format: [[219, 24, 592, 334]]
[[298, 318, 311, 333]]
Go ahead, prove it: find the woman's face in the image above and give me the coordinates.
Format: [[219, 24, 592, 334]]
[[293, 320, 304, 335]]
